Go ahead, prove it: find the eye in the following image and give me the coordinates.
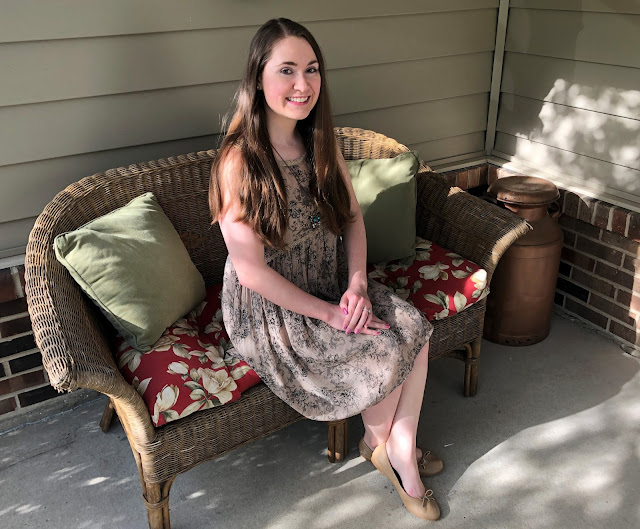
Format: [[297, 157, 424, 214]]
[[280, 67, 293, 75], [306, 66, 318, 74]]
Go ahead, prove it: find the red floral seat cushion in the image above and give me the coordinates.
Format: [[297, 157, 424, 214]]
[[367, 237, 489, 321], [115, 284, 261, 427]]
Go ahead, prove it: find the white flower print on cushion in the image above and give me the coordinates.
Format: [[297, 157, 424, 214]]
[[195, 300, 207, 318], [414, 238, 432, 261], [230, 363, 254, 380], [204, 308, 224, 335], [394, 288, 410, 301], [424, 290, 448, 310], [152, 334, 180, 352], [171, 318, 198, 337], [367, 266, 387, 280], [386, 261, 412, 273], [153, 384, 180, 424], [423, 290, 450, 320], [419, 262, 449, 281], [454, 292, 468, 312], [471, 269, 488, 299], [118, 349, 150, 373], [132, 376, 151, 396], [451, 266, 473, 279], [446, 252, 466, 268], [167, 361, 189, 377], [199, 368, 237, 405], [368, 237, 489, 322], [224, 354, 243, 368], [115, 284, 261, 427], [181, 367, 236, 414], [204, 344, 226, 367]]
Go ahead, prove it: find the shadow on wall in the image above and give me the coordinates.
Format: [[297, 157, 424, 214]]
[[500, 7, 640, 197]]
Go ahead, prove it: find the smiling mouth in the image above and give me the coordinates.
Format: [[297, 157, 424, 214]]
[[286, 96, 310, 103]]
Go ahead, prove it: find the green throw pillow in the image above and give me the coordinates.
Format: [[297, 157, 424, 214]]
[[54, 192, 206, 352], [346, 151, 420, 264]]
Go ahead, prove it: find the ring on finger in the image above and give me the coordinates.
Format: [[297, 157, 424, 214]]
[[365, 308, 371, 314]]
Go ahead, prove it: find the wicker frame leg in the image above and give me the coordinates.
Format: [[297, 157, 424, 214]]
[[327, 419, 348, 462], [131, 446, 175, 529], [143, 479, 175, 529], [464, 337, 482, 397], [99, 398, 116, 432]]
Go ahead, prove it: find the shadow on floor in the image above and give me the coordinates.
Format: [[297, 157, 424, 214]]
[[1, 314, 639, 529]]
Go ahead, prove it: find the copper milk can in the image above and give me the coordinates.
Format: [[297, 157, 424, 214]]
[[483, 176, 563, 345]]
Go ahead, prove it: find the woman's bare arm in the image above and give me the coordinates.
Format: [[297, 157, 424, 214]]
[[217, 148, 384, 334]]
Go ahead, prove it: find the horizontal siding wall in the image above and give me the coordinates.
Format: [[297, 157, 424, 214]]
[[493, 2, 640, 211], [0, 0, 498, 256]]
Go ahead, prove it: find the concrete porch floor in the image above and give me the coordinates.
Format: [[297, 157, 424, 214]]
[[1, 311, 639, 529]]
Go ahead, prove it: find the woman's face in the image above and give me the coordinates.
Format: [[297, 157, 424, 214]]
[[260, 36, 321, 124]]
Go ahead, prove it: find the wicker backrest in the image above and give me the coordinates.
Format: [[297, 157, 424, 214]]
[[336, 126, 410, 161]]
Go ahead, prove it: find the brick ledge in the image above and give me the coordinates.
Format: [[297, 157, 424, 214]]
[[437, 161, 640, 242]]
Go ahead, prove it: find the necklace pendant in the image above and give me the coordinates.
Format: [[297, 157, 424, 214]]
[[310, 212, 321, 229]]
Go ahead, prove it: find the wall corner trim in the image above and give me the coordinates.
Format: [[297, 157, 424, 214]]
[[0, 254, 26, 270], [485, 0, 510, 155]]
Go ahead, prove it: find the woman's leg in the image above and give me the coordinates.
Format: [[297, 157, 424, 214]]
[[361, 342, 430, 498], [360, 383, 403, 449], [386, 342, 430, 498]]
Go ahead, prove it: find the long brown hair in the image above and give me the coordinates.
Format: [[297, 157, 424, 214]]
[[209, 18, 353, 249]]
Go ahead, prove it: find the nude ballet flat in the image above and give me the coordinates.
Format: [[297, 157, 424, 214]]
[[370, 442, 440, 521], [359, 437, 444, 477]]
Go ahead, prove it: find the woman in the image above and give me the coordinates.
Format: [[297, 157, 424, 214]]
[[209, 18, 441, 521]]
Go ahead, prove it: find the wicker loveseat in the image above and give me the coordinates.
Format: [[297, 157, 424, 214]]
[[25, 127, 528, 529]]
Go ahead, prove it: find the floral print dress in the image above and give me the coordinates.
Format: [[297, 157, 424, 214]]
[[221, 155, 433, 421]]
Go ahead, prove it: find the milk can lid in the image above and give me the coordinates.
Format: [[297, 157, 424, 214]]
[[488, 176, 560, 206]]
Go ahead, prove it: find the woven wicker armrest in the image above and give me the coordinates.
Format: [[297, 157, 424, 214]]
[[415, 169, 530, 282], [25, 188, 156, 443]]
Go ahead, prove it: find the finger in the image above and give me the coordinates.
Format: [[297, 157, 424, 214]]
[[345, 298, 365, 333], [360, 303, 373, 329], [339, 292, 349, 315], [356, 326, 383, 336], [370, 314, 389, 325], [363, 307, 373, 329], [353, 306, 370, 334], [341, 294, 354, 328]]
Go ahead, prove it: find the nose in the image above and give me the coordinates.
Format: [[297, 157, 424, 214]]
[[293, 72, 309, 92]]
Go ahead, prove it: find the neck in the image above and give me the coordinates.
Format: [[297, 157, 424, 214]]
[[265, 107, 299, 150]]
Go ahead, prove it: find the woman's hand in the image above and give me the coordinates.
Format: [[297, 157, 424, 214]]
[[325, 303, 389, 336], [337, 286, 390, 335]]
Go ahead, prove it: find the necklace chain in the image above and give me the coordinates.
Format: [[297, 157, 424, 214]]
[[272, 146, 322, 229], [272, 146, 301, 167]]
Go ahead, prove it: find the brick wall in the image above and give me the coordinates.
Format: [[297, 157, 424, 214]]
[[0, 264, 58, 419], [441, 162, 640, 352], [555, 196, 640, 348]]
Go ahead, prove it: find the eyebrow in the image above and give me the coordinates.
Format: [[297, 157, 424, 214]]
[[278, 60, 319, 66]]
